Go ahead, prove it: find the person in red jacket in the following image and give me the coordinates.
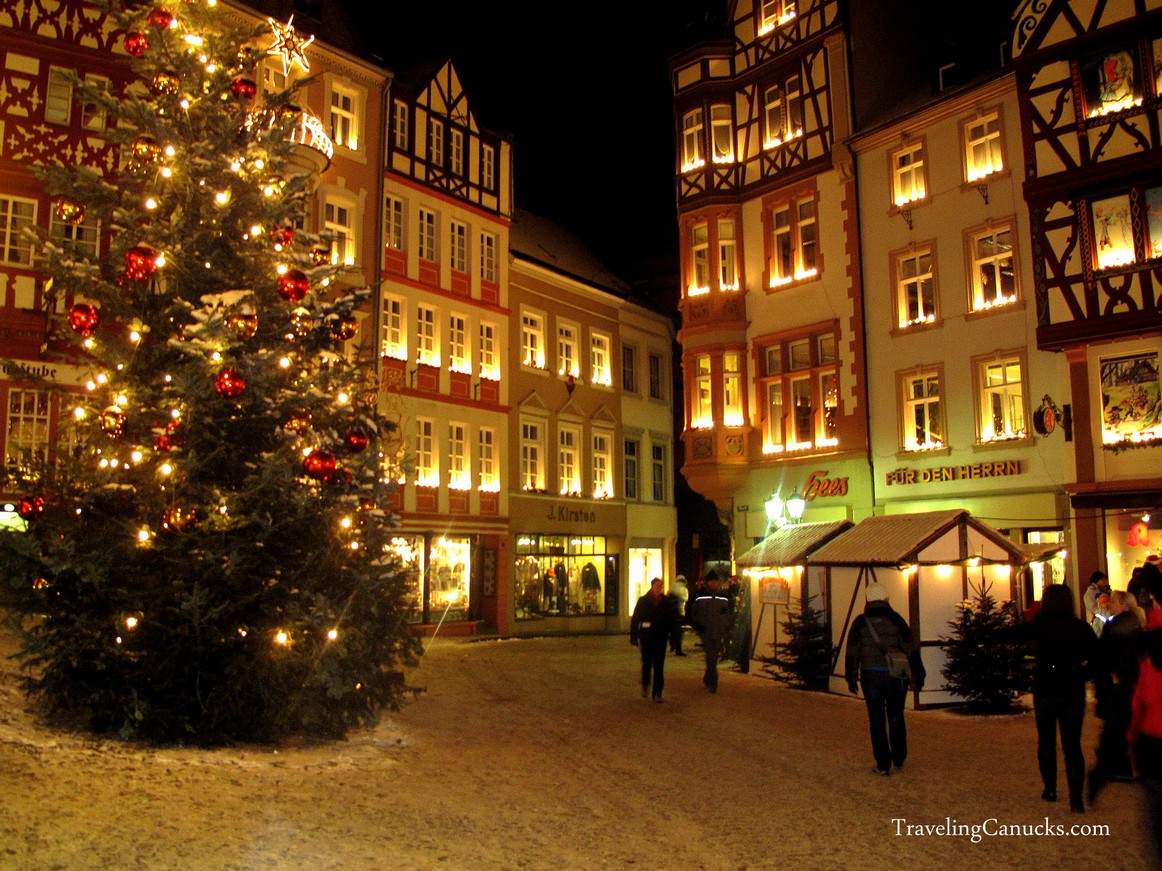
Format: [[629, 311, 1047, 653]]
[[1128, 567, 1162, 865]]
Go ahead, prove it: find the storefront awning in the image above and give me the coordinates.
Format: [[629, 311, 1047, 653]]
[[807, 509, 1029, 567], [736, 520, 854, 569]]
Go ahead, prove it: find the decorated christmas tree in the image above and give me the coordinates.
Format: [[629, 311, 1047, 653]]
[[0, 1, 421, 744], [940, 582, 1031, 712]]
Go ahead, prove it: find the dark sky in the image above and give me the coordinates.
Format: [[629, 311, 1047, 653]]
[[361, 2, 723, 292]]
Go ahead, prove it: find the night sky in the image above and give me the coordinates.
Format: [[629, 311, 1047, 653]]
[[359, 2, 724, 297]]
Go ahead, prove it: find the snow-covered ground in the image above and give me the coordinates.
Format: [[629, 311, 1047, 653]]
[[0, 631, 1154, 871]]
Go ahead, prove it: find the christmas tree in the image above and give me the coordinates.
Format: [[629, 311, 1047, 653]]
[[940, 582, 1031, 712], [0, 1, 421, 744], [762, 596, 832, 689]]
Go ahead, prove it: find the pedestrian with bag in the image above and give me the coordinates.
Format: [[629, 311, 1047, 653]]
[[630, 577, 680, 702], [844, 582, 925, 776]]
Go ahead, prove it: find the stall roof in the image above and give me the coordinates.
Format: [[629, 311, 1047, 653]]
[[807, 509, 1028, 567], [736, 520, 854, 568]]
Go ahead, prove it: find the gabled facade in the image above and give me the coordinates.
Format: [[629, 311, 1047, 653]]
[[671, 0, 873, 560], [1012, 0, 1162, 588], [378, 60, 513, 632]]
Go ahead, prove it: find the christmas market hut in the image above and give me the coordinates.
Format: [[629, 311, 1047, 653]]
[[806, 509, 1060, 707], [736, 520, 853, 671]]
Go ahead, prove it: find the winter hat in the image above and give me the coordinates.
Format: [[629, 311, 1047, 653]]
[[865, 583, 889, 603], [705, 570, 719, 582]]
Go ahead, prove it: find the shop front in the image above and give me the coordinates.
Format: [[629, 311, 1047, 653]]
[[508, 495, 626, 635]]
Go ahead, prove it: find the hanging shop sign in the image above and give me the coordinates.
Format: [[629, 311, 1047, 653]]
[[885, 460, 1022, 486]]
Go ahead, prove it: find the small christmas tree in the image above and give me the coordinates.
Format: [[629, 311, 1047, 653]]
[[0, 2, 421, 744], [762, 595, 832, 689], [940, 581, 1031, 712]]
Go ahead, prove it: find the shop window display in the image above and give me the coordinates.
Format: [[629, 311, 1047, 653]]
[[515, 534, 607, 619], [388, 534, 472, 623]]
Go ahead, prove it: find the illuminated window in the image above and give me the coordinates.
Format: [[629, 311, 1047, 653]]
[[482, 144, 495, 189], [902, 371, 944, 451], [448, 422, 469, 489], [392, 99, 409, 150], [978, 355, 1026, 442], [448, 314, 469, 373], [710, 103, 734, 163], [450, 128, 464, 175], [622, 344, 638, 394], [415, 418, 438, 486], [520, 420, 545, 491], [45, 66, 72, 125], [764, 84, 784, 147], [624, 439, 639, 500], [480, 231, 497, 282], [590, 332, 612, 386], [5, 389, 50, 472], [416, 304, 439, 366], [719, 219, 737, 290], [759, 0, 795, 34], [558, 323, 579, 377], [895, 247, 937, 328], [429, 118, 444, 165], [49, 208, 100, 259], [418, 208, 438, 262], [892, 142, 926, 206], [1092, 193, 1135, 270], [694, 355, 713, 428], [381, 295, 405, 359], [522, 312, 545, 369], [786, 75, 803, 137], [592, 431, 613, 498], [969, 224, 1016, 310], [0, 197, 36, 265], [682, 108, 705, 170], [651, 444, 667, 502], [81, 75, 110, 131], [691, 222, 710, 293], [449, 220, 468, 273], [329, 84, 359, 150], [478, 427, 498, 490], [964, 110, 1003, 182], [384, 195, 405, 252], [559, 427, 581, 495], [769, 193, 819, 286], [324, 199, 356, 265], [649, 353, 664, 400], [760, 328, 838, 452], [478, 321, 498, 380], [723, 352, 743, 426], [1082, 46, 1142, 118]]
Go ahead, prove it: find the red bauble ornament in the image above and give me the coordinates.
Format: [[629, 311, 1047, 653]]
[[215, 368, 246, 397], [330, 315, 358, 341], [345, 426, 370, 453], [67, 303, 101, 336], [277, 269, 310, 303], [230, 76, 257, 102], [147, 7, 173, 28], [153, 419, 184, 451], [17, 495, 45, 520], [124, 31, 149, 57], [125, 245, 159, 282], [303, 450, 337, 480], [268, 225, 294, 247]]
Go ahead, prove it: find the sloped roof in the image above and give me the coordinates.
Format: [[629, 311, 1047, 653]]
[[736, 520, 854, 568], [808, 510, 1026, 567], [510, 208, 636, 299]]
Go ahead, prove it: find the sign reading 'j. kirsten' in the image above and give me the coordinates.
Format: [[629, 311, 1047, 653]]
[[885, 460, 1022, 486]]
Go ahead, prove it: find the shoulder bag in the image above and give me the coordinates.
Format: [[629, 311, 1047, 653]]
[[866, 617, 912, 683]]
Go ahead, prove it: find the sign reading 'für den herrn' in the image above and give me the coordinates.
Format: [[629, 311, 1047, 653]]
[[884, 460, 1022, 486]]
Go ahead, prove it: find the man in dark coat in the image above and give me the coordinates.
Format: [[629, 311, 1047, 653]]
[[845, 582, 926, 776], [630, 577, 681, 702], [690, 570, 732, 693]]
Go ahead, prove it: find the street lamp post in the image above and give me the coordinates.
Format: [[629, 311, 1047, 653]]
[[765, 489, 806, 527]]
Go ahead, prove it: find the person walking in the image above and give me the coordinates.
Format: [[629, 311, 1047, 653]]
[[630, 577, 680, 702], [1128, 600, 1162, 866], [1003, 583, 1098, 812], [690, 570, 733, 693], [669, 575, 690, 656], [1088, 589, 1145, 805], [844, 582, 925, 776]]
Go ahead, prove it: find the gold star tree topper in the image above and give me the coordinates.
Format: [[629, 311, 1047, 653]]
[[267, 16, 314, 76]]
